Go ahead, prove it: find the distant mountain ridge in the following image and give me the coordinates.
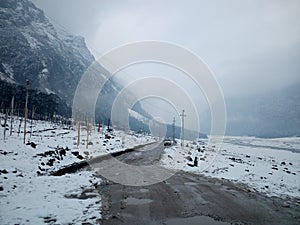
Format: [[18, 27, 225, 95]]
[[226, 83, 300, 138], [199, 83, 300, 138]]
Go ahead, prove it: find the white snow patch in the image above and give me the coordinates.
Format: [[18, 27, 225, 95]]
[[16, 2, 23, 11], [21, 32, 42, 50], [2, 63, 14, 81], [160, 137, 300, 199], [129, 109, 149, 123], [45, 88, 55, 95], [41, 68, 49, 74], [38, 68, 49, 80], [0, 115, 156, 224], [0, 71, 15, 84]]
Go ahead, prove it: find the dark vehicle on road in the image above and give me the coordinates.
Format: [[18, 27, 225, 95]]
[[163, 139, 172, 146]]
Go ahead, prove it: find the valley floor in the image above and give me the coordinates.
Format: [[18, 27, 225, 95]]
[[0, 116, 156, 224], [0, 115, 299, 224]]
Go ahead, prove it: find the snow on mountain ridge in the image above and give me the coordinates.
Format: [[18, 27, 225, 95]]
[[0, 0, 95, 104], [0, 0, 149, 125]]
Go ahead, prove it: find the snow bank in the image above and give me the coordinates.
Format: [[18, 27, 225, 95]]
[[0, 115, 156, 224], [160, 137, 300, 199]]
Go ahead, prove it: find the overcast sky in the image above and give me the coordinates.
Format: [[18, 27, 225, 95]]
[[31, 0, 300, 131], [32, 0, 300, 96]]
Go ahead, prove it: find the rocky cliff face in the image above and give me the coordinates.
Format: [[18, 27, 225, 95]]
[[0, 0, 94, 105]]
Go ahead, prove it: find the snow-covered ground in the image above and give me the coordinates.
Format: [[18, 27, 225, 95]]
[[2, 114, 299, 224], [161, 137, 300, 199], [0, 115, 156, 224]]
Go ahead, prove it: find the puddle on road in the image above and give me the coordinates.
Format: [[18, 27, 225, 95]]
[[134, 152, 142, 156], [184, 182, 198, 186], [139, 188, 149, 193], [164, 216, 230, 225], [126, 197, 153, 205]]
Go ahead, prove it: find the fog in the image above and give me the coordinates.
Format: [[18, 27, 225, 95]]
[[31, 0, 300, 136]]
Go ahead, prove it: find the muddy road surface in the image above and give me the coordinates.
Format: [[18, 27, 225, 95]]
[[94, 143, 299, 225]]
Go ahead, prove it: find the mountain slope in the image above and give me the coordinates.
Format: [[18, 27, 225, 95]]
[[0, 0, 94, 105], [0, 0, 205, 137], [0, 0, 154, 129]]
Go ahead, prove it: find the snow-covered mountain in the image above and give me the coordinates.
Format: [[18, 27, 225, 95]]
[[0, 0, 94, 104], [0, 0, 204, 136], [0, 0, 153, 126], [0, 0, 132, 121]]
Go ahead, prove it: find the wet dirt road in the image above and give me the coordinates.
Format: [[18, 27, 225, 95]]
[[95, 143, 300, 225]]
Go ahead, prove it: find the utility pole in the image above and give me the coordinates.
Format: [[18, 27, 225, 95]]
[[180, 110, 187, 147], [30, 106, 35, 138], [77, 122, 80, 147], [107, 118, 110, 131], [24, 80, 30, 144], [10, 96, 14, 136], [3, 109, 8, 141], [86, 119, 89, 149], [172, 117, 176, 143]]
